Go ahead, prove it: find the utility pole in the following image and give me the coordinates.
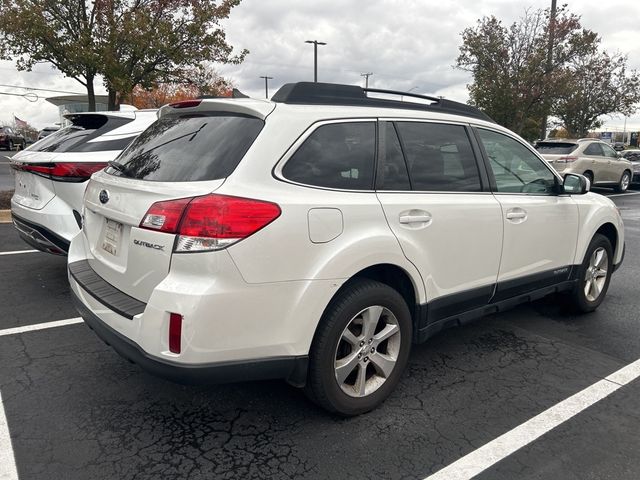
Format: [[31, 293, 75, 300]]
[[540, 0, 557, 141], [259, 76, 273, 99], [305, 40, 327, 82], [360, 72, 373, 88]]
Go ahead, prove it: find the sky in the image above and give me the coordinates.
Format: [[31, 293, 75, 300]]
[[1, 0, 639, 131]]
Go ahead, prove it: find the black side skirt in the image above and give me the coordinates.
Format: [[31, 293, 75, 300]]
[[414, 266, 579, 343]]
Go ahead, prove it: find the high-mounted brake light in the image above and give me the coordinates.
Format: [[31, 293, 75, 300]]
[[168, 99, 202, 109], [139, 194, 281, 252], [11, 162, 108, 182]]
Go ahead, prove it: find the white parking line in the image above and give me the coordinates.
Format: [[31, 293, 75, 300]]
[[0, 318, 83, 337], [0, 391, 18, 480], [607, 191, 640, 197], [0, 250, 38, 256], [423, 358, 640, 480]]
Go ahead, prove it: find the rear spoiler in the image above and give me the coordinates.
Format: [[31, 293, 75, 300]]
[[158, 95, 275, 120]]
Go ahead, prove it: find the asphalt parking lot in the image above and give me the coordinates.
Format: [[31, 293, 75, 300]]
[[0, 189, 639, 480]]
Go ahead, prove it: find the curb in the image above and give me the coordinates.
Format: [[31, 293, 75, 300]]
[[0, 210, 11, 224]]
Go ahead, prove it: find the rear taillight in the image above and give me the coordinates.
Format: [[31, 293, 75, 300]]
[[11, 162, 108, 182], [556, 156, 578, 163], [139, 194, 281, 252]]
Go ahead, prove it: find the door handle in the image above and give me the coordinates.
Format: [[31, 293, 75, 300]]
[[506, 208, 527, 223], [399, 214, 432, 224]]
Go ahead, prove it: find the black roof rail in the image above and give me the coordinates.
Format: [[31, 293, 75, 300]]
[[271, 82, 494, 123]]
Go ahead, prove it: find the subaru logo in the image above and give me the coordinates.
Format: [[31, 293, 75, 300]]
[[99, 190, 109, 204]]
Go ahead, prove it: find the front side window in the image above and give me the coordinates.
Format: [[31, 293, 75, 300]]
[[477, 129, 558, 194], [282, 122, 376, 190], [395, 122, 481, 192], [601, 144, 618, 158]]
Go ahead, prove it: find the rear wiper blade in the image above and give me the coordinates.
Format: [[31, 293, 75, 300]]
[[107, 161, 128, 175]]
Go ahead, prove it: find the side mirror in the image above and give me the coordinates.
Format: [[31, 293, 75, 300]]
[[563, 173, 589, 195]]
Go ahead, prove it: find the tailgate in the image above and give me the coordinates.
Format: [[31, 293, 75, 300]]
[[83, 171, 224, 302], [10, 151, 58, 210]]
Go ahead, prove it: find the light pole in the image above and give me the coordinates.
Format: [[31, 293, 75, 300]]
[[305, 40, 326, 82], [540, 0, 558, 140], [361, 72, 373, 88], [259, 76, 273, 99]]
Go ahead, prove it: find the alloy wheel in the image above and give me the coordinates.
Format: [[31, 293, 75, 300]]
[[584, 247, 608, 302], [334, 305, 401, 398]]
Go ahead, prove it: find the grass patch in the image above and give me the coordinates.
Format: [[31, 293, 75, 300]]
[[0, 190, 13, 209]]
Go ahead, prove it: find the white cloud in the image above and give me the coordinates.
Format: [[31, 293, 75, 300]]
[[1, 0, 640, 130]]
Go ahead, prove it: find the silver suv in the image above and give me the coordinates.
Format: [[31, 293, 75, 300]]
[[536, 139, 633, 192]]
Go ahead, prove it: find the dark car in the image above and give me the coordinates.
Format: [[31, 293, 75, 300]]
[[620, 149, 640, 184], [613, 142, 625, 151], [37, 126, 59, 140], [0, 126, 27, 150]]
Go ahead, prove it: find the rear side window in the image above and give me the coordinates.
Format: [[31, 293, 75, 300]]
[[282, 122, 376, 190], [583, 143, 603, 156], [30, 114, 134, 153], [395, 122, 482, 192], [535, 142, 578, 154], [108, 113, 264, 182]]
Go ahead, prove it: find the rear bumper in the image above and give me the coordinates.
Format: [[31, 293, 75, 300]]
[[71, 288, 309, 386], [11, 212, 69, 255]]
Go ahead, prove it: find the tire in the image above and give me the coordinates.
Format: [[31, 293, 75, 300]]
[[614, 171, 631, 193], [21, 141, 26, 150], [568, 234, 613, 313], [305, 278, 412, 416], [8, 140, 13, 151], [583, 171, 593, 186]]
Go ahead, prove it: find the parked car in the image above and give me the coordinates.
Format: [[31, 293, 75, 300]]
[[10, 110, 157, 255], [613, 142, 625, 151], [0, 126, 27, 150], [37, 126, 59, 140], [535, 139, 633, 192], [68, 83, 624, 415], [620, 149, 640, 184]]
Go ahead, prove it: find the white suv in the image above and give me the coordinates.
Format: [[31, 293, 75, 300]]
[[11, 110, 157, 254], [68, 83, 625, 415]]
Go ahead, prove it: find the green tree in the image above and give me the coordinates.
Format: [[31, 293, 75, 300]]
[[0, 0, 245, 111], [456, 6, 596, 140], [553, 48, 640, 137], [0, 0, 102, 110], [96, 0, 246, 109]]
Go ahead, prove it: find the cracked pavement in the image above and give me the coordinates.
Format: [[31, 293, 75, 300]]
[[0, 188, 639, 480]]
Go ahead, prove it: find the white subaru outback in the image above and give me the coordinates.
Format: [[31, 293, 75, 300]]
[[68, 83, 625, 416]]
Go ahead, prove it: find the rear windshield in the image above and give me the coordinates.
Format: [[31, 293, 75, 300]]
[[30, 114, 134, 153], [107, 113, 264, 182], [534, 142, 578, 154]]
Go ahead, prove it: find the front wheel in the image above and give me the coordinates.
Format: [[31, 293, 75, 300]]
[[568, 234, 613, 313], [305, 279, 412, 416], [614, 171, 631, 193]]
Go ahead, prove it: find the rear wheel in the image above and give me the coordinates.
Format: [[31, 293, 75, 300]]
[[305, 279, 412, 416], [583, 171, 594, 186], [568, 234, 613, 313], [8, 140, 13, 151], [614, 171, 631, 193]]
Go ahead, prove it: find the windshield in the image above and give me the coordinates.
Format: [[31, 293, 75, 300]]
[[107, 113, 264, 182], [535, 142, 578, 155]]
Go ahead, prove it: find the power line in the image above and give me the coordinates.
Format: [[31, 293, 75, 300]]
[[0, 91, 38, 102], [0, 84, 84, 95]]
